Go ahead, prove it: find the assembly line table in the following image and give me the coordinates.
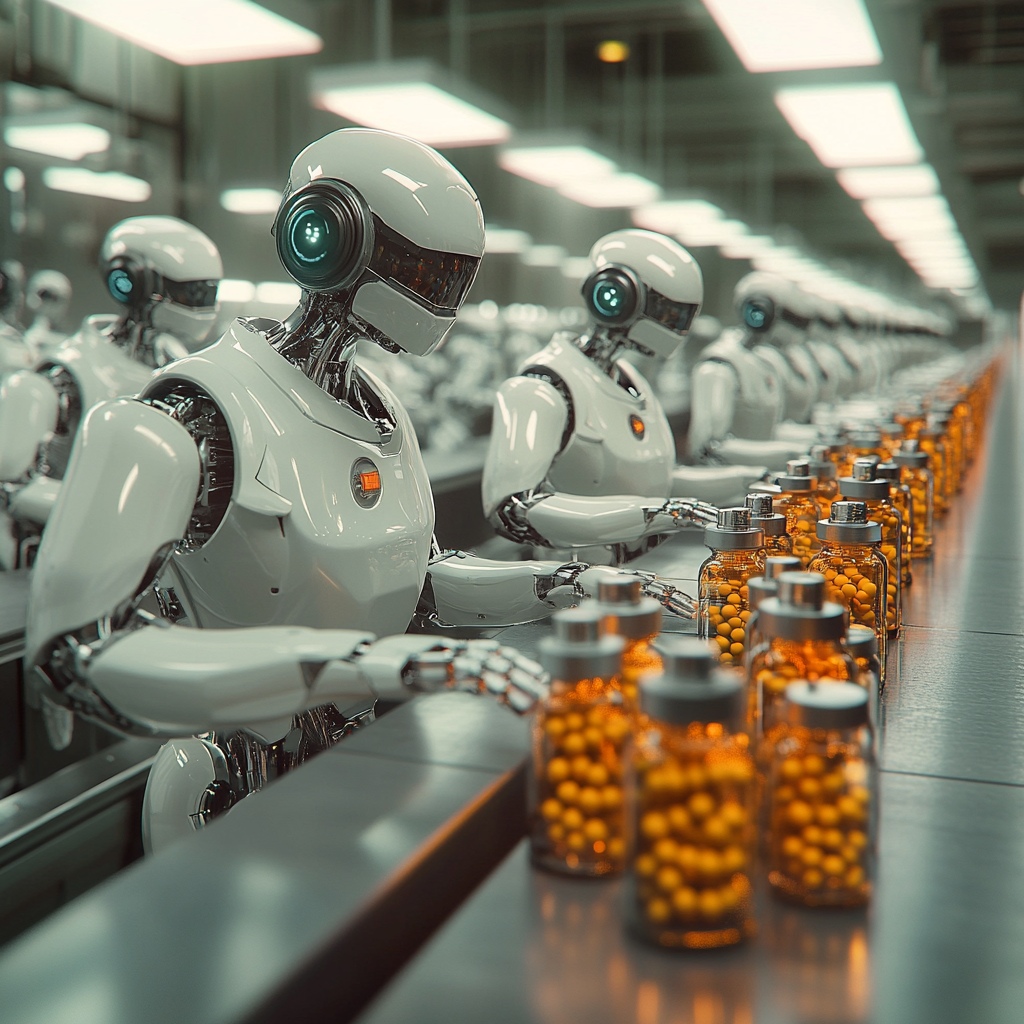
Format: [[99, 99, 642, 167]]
[[359, 354, 1024, 1024]]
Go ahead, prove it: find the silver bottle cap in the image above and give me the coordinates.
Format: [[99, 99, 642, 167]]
[[757, 572, 845, 641], [817, 501, 882, 543], [540, 607, 624, 682], [639, 637, 744, 728], [838, 473, 889, 500], [745, 493, 774, 517], [875, 462, 901, 482], [748, 576, 777, 611], [783, 681, 868, 730], [766, 555, 802, 578], [777, 459, 818, 492], [595, 574, 662, 640], [703, 506, 765, 551], [845, 624, 878, 657], [893, 440, 928, 468]]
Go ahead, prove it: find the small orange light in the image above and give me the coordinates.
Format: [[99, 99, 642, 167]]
[[597, 40, 630, 63], [630, 414, 645, 439], [360, 470, 381, 493]]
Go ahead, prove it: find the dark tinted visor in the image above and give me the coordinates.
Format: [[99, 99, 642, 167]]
[[780, 307, 811, 330], [644, 288, 698, 333], [164, 279, 219, 309], [367, 216, 480, 314]]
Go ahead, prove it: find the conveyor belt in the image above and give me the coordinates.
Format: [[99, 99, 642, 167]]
[[355, 357, 1023, 1024]]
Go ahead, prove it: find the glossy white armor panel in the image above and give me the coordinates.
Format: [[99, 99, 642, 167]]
[[8, 475, 61, 525], [751, 343, 815, 425], [781, 345, 824, 421], [148, 319, 434, 638], [528, 494, 653, 548], [0, 324, 34, 376], [49, 315, 153, 413], [0, 371, 59, 479], [91, 625, 373, 734], [529, 336, 675, 497], [26, 400, 200, 668], [481, 376, 567, 517], [589, 230, 703, 358], [351, 279, 455, 357], [142, 738, 227, 854]]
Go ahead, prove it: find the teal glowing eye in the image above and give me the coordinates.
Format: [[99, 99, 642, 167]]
[[108, 269, 133, 301], [290, 208, 332, 264], [593, 280, 626, 318], [744, 302, 767, 329]]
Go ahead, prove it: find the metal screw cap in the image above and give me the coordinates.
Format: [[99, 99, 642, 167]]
[[552, 606, 606, 642], [832, 501, 868, 523], [718, 506, 751, 529], [653, 636, 715, 680], [777, 572, 826, 610], [745, 493, 774, 517], [875, 462, 901, 482], [845, 624, 878, 657], [766, 555, 802, 578], [596, 575, 643, 605], [852, 459, 877, 481], [783, 681, 868, 730], [786, 459, 812, 476], [639, 638, 744, 728], [817, 501, 882, 542], [541, 610, 625, 683], [748, 576, 778, 611], [704, 507, 765, 550]]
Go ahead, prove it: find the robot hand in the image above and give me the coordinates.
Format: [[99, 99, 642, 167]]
[[402, 638, 549, 714], [643, 497, 719, 536], [575, 565, 697, 619]]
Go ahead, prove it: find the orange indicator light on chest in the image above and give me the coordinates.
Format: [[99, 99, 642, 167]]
[[630, 414, 645, 439], [360, 470, 381, 493]]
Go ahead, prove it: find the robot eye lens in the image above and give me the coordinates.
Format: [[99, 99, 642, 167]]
[[108, 269, 134, 302], [289, 208, 334, 266], [592, 278, 629, 320], [744, 301, 769, 330]]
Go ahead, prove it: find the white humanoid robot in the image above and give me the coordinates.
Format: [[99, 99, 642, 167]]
[[804, 294, 859, 405], [481, 229, 766, 566], [26, 129, 691, 853], [22, 270, 72, 360], [689, 273, 820, 471], [0, 217, 222, 567]]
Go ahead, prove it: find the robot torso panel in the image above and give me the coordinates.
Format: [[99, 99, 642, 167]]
[[697, 329, 783, 441], [148, 318, 433, 638]]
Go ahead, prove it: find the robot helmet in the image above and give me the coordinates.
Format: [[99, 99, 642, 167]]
[[274, 128, 484, 357], [734, 272, 811, 339], [25, 270, 72, 325], [582, 229, 703, 358], [100, 217, 223, 347]]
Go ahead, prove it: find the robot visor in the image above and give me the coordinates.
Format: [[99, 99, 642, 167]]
[[162, 278, 219, 309], [367, 216, 480, 315], [644, 288, 698, 333]]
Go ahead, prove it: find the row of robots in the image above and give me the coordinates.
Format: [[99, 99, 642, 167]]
[[0, 128, 997, 897]]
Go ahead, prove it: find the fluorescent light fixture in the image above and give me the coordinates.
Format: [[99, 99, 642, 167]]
[[632, 200, 725, 238], [558, 172, 662, 208], [703, 0, 881, 73], [4, 122, 110, 160], [837, 164, 939, 199], [562, 256, 593, 280], [862, 196, 958, 240], [43, 0, 322, 65], [521, 245, 567, 267], [676, 218, 748, 247], [315, 82, 509, 148], [220, 188, 280, 214], [217, 279, 256, 303], [775, 83, 923, 168], [500, 146, 616, 188], [43, 166, 151, 202], [3, 167, 25, 192], [484, 228, 532, 254], [719, 235, 776, 259], [255, 282, 302, 306]]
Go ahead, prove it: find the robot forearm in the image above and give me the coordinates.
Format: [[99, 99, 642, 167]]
[[670, 465, 768, 504], [708, 438, 806, 472], [0, 371, 59, 481]]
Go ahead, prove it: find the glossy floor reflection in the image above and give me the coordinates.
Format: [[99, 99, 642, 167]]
[[361, 350, 1024, 1024]]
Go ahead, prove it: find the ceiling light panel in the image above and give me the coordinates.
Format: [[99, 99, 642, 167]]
[[315, 82, 510, 148], [4, 122, 110, 160], [631, 200, 724, 234], [837, 164, 940, 199], [220, 188, 280, 214], [499, 146, 617, 187], [775, 83, 923, 168], [44, 0, 321, 64], [43, 167, 151, 202], [558, 173, 662, 208], [703, 0, 882, 73]]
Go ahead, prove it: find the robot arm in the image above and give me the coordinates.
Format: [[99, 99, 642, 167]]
[[0, 370, 59, 480], [483, 376, 704, 549], [688, 360, 737, 456], [417, 549, 696, 630]]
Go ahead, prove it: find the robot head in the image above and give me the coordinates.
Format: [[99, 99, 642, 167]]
[[581, 229, 703, 359], [273, 128, 484, 357], [100, 216, 223, 347], [25, 270, 72, 327], [734, 272, 811, 346], [0, 260, 26, 326]]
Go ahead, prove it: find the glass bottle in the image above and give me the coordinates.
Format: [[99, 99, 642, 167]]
[[597, 575, 663, 718], [745, 492, 792, 555], [893, 398, 926, 440], [750, 572, 855, 742], [807, 444, 839, 521], [626, 637, 756, 949], [929, 410, 961, 498], [843, 623, 881, 744], [766, 682, 875, 908], [699, 508, 766, 668], [774, 460, 822, 568], [807, 501, 888, 678], [839, 428, 888, 476], [838, 460, 902, 635], [876, 462, 913, 586], [893, 440, 933, 558], [531, 607, 627, 877], [917, 428, 948, 517]]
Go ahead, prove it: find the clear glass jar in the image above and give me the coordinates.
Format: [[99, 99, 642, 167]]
[[807, 445, 839, 521], [917, 429, 948, 517], [876, 462, 914, 585], [699, 508, 766, 668], [877, 421, 905, 459], [807, 501, 889, 678], [767, 682, 875, 908], [843, 623, 881, 746], [894, 399, 926, 441], [840, 429, 889, 477], [893, 441, 933, 558], [746, 492, 792, 556], [627, 638, 756, 949], [774, 460, 822, 569], [597, 575, 663, 719], [749, 573, 856, 742], [531, 608, 628, 877], [930, 410, 962, 498], [838, 461, 902, 635]]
